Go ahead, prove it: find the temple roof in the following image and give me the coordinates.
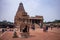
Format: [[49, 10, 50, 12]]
[[17, 2, 25, 12]]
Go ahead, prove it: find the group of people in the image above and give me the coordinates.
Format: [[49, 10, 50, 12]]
[[43, 24, 54, 32], [31, 24, 35, 30], [21, 25, 29, 38], [20, 24, 36, 38]]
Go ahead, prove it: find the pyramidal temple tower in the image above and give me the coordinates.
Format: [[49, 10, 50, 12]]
[[14, 3, 29, 27], [14, 2, 43, 30]]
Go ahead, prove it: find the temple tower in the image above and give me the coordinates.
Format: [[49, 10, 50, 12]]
[[14, 3, 29, 28], [14, 2, 43, 30]]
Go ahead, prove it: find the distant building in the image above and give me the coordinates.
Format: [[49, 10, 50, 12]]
[[14, 3, 43, 29], [44, 22, 60, 28]]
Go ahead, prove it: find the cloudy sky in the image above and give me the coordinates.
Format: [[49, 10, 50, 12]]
[[0, 0, 60, 22]]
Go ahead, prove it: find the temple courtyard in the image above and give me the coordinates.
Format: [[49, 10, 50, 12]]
[[0, 28, 60, 40]]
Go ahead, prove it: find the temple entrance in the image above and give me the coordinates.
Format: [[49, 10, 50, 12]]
[[20, 22, 29, 38]]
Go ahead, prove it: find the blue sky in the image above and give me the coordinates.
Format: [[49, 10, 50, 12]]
[[0, 0, 60, 22]]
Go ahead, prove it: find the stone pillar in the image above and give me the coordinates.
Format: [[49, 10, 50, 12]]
[[30, 19, 32, 24], [34, 19, 35, 23], [40, 20, 43, 28], [28, 19, 30, 24]]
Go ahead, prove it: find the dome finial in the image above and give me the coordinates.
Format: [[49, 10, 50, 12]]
[[19, 2, 23, 5]]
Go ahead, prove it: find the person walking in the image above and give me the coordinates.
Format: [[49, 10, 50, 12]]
[[43, 24, 46, 32]]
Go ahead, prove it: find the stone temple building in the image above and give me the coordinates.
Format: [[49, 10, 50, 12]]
[[14, 3, 43, 32]]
